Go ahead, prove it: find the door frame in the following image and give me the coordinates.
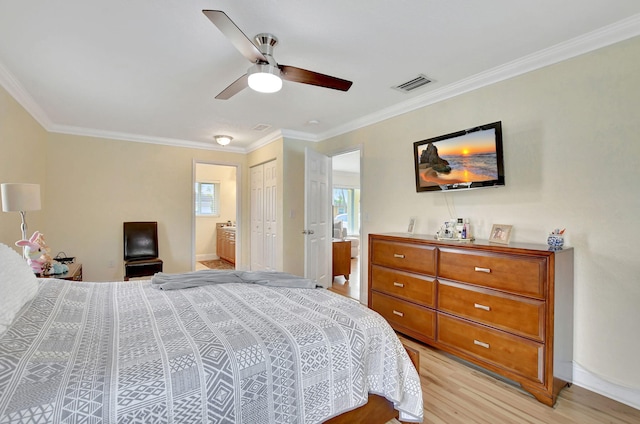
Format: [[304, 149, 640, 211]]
[[192, 159, 243, 270], [328, 145, 364, 299]]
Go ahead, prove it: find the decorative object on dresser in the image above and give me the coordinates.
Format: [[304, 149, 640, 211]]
[[489, 224, 512, 244], [407, 216, 417, 234], [368, 232, 574, 406], [436, 217, 473, 241], [547, 228, 565, 250]]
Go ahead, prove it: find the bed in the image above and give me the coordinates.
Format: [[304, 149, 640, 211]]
[[0, 243, 423, 423]]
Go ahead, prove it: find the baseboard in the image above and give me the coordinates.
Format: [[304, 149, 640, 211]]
[[573, 362, 640, 410], [196, 254, 218, 261]]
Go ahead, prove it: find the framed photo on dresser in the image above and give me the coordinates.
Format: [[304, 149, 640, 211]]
[[489, 224, 512, 244], [407, 216, 417, 234]]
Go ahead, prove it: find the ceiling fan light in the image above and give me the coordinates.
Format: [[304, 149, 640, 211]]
[[215, 135, 232, 146], [248, 64, 282, 93]]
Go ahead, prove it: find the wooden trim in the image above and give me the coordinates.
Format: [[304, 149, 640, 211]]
[[323, 394, 398, 424]]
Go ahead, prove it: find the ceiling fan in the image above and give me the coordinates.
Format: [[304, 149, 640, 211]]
[[202, 10, 353, 100]]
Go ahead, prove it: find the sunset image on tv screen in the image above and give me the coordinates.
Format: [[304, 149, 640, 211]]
[[416, 128, 498, 187]]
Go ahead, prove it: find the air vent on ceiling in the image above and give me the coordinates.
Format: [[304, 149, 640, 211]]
[[252, 123, 271, 132], [392, 74, 432, 93]]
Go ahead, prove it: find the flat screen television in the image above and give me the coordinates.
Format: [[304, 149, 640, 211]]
[[413, 121, 505, 193]]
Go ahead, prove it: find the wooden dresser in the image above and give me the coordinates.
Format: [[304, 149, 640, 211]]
[[368, 233, 573, 406]]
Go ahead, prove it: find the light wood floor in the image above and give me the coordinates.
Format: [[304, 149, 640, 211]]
[[328, 257, 638, 423], [329, 257, 361, 300], [398, 335, 640, 423]]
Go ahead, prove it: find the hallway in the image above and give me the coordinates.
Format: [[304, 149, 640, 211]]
[[329, 256, 361, 301]]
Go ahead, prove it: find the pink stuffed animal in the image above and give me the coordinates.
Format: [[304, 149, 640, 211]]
[[16, 231, 47, 275]]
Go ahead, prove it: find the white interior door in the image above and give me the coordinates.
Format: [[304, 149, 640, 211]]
[[250, 165, 264, 270], [263, 160, 277, 271], [304, 148, 331, 287]]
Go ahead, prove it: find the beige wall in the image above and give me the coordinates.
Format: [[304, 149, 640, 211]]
[[0, 87, 48, 249], [42, 133, 246, 281], [317, 37, 640, 401], [2, 35, 639, 406]]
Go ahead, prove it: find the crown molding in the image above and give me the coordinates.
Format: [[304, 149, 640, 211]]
[[244, 129, 285, 153], [2, 13, 639, 150], [0, 62, 53, 129], [49, 124, 246, 153], [314, 13, 640, 142]]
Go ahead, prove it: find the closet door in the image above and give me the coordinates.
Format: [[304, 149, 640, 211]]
[[263, 160, 278, 271], [250, 165, 264, 270], [250, 160, 278, 271]]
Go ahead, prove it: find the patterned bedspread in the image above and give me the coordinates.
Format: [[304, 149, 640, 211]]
[[0, 280, 423, 423]]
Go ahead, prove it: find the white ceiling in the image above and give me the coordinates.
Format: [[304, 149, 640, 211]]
[[1, 1, 639, 153]]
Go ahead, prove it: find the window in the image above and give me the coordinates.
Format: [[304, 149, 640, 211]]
[[195, 182, 220, 216], [333, 187, 360, 235]]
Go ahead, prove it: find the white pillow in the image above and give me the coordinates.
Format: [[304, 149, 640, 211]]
[[0, 243, 39, 334]]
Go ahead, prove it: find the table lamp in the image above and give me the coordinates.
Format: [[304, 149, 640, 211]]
[[1, 183, 41, 256]]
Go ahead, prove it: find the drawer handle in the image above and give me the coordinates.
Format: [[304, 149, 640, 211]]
[[393, 282, 404, 288], [474, 339, 490, 349], [392, 310, 404, 317], [474, 267, 491, 273], [393, 253, 405, 259], [474, 303, 491, 311]]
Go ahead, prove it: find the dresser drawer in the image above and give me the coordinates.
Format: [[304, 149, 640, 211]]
[[371, 292, 435, 340], [439, 248, 546, 298], [438, 280, 545, 341], [371, 265, 436, 308], [438, 314, 544, 383], [371, 239, 436, 275]]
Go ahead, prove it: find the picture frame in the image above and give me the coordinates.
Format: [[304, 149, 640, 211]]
[[407, 216, 417, 234], [489, 224, 512, 244]]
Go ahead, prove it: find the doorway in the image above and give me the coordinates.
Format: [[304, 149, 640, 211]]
[[329, 149, 362, 301], [193, 162, 240, 270]]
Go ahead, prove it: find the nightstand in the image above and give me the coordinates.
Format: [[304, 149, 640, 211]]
[[40, 262, 83, 281]]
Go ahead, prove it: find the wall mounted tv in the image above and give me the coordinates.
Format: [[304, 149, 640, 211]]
[[413, 121, 505, 193]]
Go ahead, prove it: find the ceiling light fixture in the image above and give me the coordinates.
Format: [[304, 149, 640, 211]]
[[247, 63, 282, 93], [214, 135, 233, 146]]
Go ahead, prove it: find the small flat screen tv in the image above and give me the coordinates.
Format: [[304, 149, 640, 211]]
[[413, 121, 505, 193]]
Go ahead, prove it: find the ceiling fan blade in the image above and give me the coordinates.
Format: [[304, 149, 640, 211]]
[[279, 65, 353, 92], [215, 74, 249, 100], [203, 10, 267, 64]]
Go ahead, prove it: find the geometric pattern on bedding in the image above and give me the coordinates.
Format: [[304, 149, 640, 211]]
[[0, 280, 423, 423]]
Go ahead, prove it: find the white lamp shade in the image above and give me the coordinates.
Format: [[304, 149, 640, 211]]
[[1, 183, 41, 212]]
